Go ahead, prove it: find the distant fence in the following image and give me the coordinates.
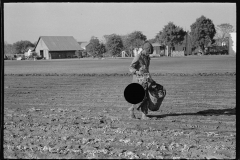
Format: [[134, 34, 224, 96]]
[[172, 51, 185, 57]]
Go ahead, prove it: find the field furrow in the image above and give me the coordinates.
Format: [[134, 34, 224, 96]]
[[4, 74, 236, 159]]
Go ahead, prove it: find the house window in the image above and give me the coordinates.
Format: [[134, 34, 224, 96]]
[[40, 50, 43, 57]]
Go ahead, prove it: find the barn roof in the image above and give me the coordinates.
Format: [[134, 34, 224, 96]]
[[35, 36, 83, 51]]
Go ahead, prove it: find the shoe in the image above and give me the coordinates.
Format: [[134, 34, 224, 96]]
[[129, 109, 136, 119], [128, 106, 136, 119], [141, 113, 150, 120]]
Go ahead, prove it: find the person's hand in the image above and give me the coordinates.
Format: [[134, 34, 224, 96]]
[[135, 70, 142, 75], [133, 49, 138, 55], [139, 65, 146, 72], [137, 48, 143, 54]]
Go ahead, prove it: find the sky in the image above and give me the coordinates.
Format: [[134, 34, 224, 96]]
[[4, 3, 236, 44]]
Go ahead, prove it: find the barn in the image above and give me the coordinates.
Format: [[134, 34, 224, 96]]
[[34, 36, 83, 59]]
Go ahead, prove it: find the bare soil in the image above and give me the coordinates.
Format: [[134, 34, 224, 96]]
[[4, 73, 236, 159]]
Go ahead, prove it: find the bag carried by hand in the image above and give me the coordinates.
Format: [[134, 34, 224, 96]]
[[137, 80, 166, 112], [146, 81, 166, 111]]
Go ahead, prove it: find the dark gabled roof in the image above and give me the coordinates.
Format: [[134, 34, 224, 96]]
[[35, 36, 83, 51]]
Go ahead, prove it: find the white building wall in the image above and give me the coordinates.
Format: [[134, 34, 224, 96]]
[[35, 38, 50, 59], [165, 46, 169, 56], [43, 50, 50, 59], [229, 32, 236, 55], [172, 51, 185, 57]]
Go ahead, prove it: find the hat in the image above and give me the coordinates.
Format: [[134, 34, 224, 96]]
[[142, 42, 154, 55]]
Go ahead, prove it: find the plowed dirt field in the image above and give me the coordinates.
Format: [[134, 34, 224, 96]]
[[4, 72, 236, 159]]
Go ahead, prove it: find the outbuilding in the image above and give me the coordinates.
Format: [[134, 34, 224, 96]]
[[151, 42, 161, 55], [151, 42, 167, 56], [34, 36, 83, 59]]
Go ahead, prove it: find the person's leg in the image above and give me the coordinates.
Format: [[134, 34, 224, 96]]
[[141, 111, 149, 119], [128, 104, 136, 119], [141, 102, 149, 120]]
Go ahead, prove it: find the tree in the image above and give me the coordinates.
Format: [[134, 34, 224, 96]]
[[105, 34, 124, 57], [214, 23, 234, 46], [190, 15, 216, 53], [126, 31, 147, 49], [147, 38, 156, 44], [160, 22, 186, 54], [120, 35, 129, 51], [75, 50, 82, 58], [4, 41, 16, 56], [33, 41, 38, 46], [119, 31, 147, 57], [82, 50, 88, 57], [13, 40, 35, 54], [86, 37, 106, 58], [96, 43, 106, 58], [87, 37, 100, 57], [155, 31, 165, 44]]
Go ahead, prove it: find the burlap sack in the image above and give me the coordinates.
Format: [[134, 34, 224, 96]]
[[147, 82, 166, 111]]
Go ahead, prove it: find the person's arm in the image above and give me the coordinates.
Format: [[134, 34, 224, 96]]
[[129, 53, 141, 74], [147, 57, 155, 83]]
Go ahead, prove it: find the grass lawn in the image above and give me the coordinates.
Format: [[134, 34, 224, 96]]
[[4, 55, 236, 74]]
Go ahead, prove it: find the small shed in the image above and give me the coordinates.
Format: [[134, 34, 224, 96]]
[[151, 42, 161, 55], [34, 36, 83, 59], [151, 42, 167, 56]]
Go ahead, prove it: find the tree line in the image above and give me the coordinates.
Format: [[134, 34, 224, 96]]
[[4, 15, 234, 58], [83, 15, 234, 58], [4, 40, 36, 56]]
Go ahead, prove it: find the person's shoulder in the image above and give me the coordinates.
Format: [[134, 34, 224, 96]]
[[135, 52, 142, 58]]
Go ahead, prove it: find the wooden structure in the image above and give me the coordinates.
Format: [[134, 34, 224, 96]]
[[34, 36, 83, 59], [151, 42, 161, 55]]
